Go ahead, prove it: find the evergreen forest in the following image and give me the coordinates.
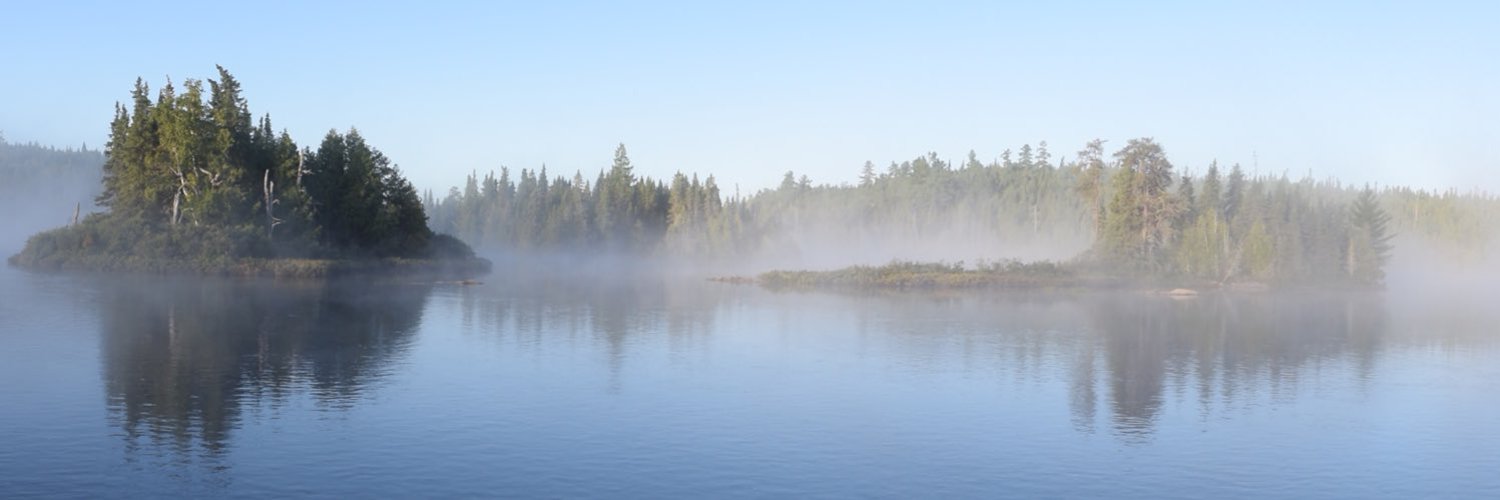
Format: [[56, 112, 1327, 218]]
[[8, 68, 477, 275], [9, 69, 1498, 287], [426, 139, 1499, 287]]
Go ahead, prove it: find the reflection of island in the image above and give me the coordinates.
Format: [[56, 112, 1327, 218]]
[[1075, 293, 1388, 440], [98, 278, 430, 456], [848, 291, 1394, 441], [457, 271, 724, 392]]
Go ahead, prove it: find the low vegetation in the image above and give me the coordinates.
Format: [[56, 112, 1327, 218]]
[[754, 260, 1104, 290]]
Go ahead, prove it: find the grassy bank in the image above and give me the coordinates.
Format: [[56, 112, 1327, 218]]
[[750, 260, 1118, 290], [7, 251, 492, 279], [8, 209, 490, 279]]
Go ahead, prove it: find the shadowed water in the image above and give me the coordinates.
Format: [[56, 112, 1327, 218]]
[[1, 266, 1497, 498]]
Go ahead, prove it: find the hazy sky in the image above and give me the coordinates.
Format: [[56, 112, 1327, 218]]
[[1, 1, 1496, 195]]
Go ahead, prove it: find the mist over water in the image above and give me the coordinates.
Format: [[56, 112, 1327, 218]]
[[0, 139, 102, 254], [4, 130, 1500, 498], [4, 1, 1500, 496], [740, 212, 1093, 272], [2, 265, 1498, 498]]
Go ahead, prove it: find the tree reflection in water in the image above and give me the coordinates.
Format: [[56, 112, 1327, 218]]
[[832, 290, 1397, 442], [1077, 293, 1388, 441], [97, 277, 430, 462]]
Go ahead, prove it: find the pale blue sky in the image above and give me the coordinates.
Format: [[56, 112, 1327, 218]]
[[2, 1, 1496, 194]]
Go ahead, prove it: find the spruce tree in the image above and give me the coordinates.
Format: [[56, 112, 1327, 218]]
[[1347, 188, 1394, 285]]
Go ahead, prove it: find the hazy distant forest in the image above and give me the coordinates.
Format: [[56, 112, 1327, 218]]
[[0, 134, 103, 244], [425, 140, 1499, 286], [5, 70, 1499, 284]]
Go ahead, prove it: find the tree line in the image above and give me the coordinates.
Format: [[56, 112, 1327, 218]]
[[428, 142, 1093, 267], [10, 68, 1495, 284], [0, 136, 104, 244], [429, 138, 1499, 286], [1088, 138, 1393, 285]]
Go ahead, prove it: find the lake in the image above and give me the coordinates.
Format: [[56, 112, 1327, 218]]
[[1, 264, 1497, 498]]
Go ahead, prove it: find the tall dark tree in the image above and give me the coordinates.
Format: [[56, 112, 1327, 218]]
[[1198, 162, 1222, 219], [1176, 172, 1197, 229], [859, 161, 877, 187], [1347, 188, 1394, 285], [1074, 139, 1108, 236], [1223, 163, 1246, 222], [1100, 138, 1179, 270]]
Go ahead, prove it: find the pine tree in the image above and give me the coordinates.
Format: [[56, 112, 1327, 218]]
[[1074, 139, 1108, 236], [1105, 138, 1178, 270], [1347, 188, 1394, 285], [1224, 163, 1245, 222], [1102, 161, 1142, 265], [1176, 172, 1197, 233], [1198, 162, 1222, 218], [964, 150, 983, 171]]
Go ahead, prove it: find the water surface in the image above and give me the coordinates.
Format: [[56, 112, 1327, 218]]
[[1, 266, 1497, 498]]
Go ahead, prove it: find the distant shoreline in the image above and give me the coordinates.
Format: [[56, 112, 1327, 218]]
[[710, 261, 1376, 293]]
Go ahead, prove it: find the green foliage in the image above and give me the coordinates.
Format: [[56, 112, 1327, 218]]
[[1381, 187, 1493, 262], [1102, 160, 1144, 265], [426, 233, 477, 259], [303, 129, 431, 256], [11, 212, 265, 271], [1224, 164, 1246, 222], [10, 212, 486, 278], [1174, 212, 1228, 280], [1198, 162, 1223, 219], [422, 135, 1475, 288], [11, 69, 478, 274], [1240, 220, 1275, 280], [1097, 138, 1181, 272], [29, 71, 1485, 287], [431, 142, 1095, 267], [1347, 188, 1394, 285], [1074, 139, 1109, 236], [428, 144, 740, 258]]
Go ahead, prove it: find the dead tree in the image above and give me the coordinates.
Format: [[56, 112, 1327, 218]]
[[170, 167, 190, 226], [263, 170, 283, 241], [196, 167, 223, 187]]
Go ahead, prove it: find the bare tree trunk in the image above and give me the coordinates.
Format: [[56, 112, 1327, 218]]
[[1032, 203, 1039, 237], [71, 203, 80, 226], [1219, 227, 1244, 286], [171, 167, 190, 226], [1346, 236, 1356, 278], [263, 170, 282, 241]]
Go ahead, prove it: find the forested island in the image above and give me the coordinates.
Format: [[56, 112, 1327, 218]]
[[7, 68, 487, 277]]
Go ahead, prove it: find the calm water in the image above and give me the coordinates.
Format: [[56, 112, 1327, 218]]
[[1, 264, 1498, 499]]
